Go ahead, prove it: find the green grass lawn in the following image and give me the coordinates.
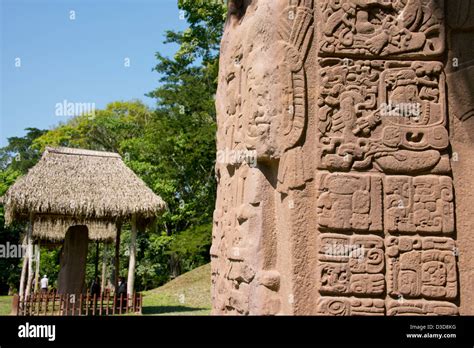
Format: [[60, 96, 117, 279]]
[[0, 296, 12, 316], [142, 263, 211, 316]]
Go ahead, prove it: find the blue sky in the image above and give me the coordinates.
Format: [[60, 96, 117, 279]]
[[0, 0, 188, 146]]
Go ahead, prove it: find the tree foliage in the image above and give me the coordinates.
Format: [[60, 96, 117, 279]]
[[0, 128, 46, 293]]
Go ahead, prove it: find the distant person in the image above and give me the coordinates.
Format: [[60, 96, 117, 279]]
[[116, 277, 127, 310], [40, 275, 48, 294], [117, 277, 127, 297], [90, 277, 100, 297]]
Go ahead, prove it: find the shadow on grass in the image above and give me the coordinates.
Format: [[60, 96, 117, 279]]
[[142, 305, 208, 315]]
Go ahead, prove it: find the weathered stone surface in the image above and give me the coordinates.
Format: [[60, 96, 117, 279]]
[[212, 0, 473, 315], [387, 299, 458, 316], [318, 234, 385, 296], [57, 226, 89, 295], [318, 0, 445, 58], [384, 175, 454, 234], [446, 0, 474, 316], [317, 59, 450, 174], [316, 174, 383, 232], [385, 236, 457, 300], [317, 297, 385, 316]]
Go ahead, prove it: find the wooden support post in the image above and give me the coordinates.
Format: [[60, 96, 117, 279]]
[[127, 214, 137, 305], [52, 292, 56, 314], [85, 295, 89, 316], [19, 235, 28, 300], [112, 294, 115, 315], [11, 294, 19, 316], [106, 292, 110, 316], [139, 293, 142, 314], [36, 293, 41, 315], [27, 295, 31, 315], [25, 214, 34, 298], [33, 241, 40, 293], [132, 292, 136, 313], [101, 243, 108, 295], [94, 241, 99, 279], [92, 294, 97, 316], [79, 294, 82, 316], [44, 294, 49, 315], [100, 293, 103, 316], [114, 224, 121, 293]]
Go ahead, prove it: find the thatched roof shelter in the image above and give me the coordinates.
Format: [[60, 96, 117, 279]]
[[1, 147, 166, 241]]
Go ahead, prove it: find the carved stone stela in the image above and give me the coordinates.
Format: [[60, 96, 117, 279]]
[[213, 0, 472, 315]]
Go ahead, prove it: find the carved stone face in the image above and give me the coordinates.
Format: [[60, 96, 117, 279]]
[[243, 41, 287, 158], [217, 0, 312, 161], [219, 1, 287, 160]]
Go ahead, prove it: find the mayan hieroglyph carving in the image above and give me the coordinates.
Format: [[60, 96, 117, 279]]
[[213, 0, 473, 315], [317, 297, 385, 315], [318, 0, 445, 58], [384, 175, 454, 234], [316, 173, 383, 232], [317, 59, 450, 174], [386, 299, 459, 315], [318, 234, 385, 295], [386, 236, 457, 300]]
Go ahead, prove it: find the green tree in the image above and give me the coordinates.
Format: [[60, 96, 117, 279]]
[[33, 100, 151, 154], [0, 128, 46, 294], [145, 0, 226, 232], [136, 0, 226, 277], [0, 128, 46, 172]]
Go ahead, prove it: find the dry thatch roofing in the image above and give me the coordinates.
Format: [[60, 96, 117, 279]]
[[2, 147, 166, 241]]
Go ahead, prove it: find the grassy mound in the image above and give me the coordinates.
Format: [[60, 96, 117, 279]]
[[0, 296, 12, 315], [142, 263, 211, 316]]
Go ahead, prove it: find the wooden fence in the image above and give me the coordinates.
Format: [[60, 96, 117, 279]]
[[14, 291, 142, 316]]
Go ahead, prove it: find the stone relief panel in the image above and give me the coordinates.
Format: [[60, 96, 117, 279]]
[[313, 0, 458, 317], [213, 0, 318, 315], [213, 0, 465, 316], [318, 0, 445, 58], [217, 0, 314, 160], [318, 234, 385, 296], [316, 173, 383, 232], [211, 164, 262, 315], [387, 299, 459, 315], [318, 59, 450, 174], [317, 297, 385, 315], [316, 173, 455, 235], [446, 0, 474, 315], [386, 236, 458, 300], [384, 175, 454, 234]]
